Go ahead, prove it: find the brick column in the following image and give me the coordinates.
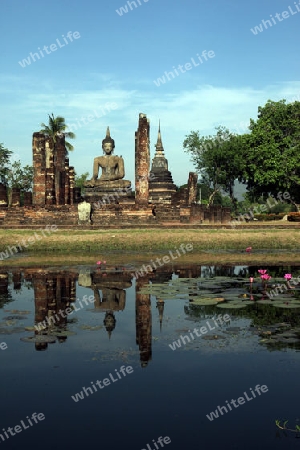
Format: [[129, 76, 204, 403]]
[[54, 135, 66, 205], [0, 183, 8, 208], [65, 157, 70, 204], [135, 113, 150, 207], [187, 172, 198, 205], [32, 133, 46, 206], [69, 167, 75, 205], [11, 188, 21, 207], [23, 192, 32, 206], [45, 152, 55, 206]]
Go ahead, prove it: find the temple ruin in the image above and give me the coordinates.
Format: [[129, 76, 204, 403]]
[[0, 113, 231, 227]]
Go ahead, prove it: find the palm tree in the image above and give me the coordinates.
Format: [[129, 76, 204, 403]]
[[40, 113, 76, 153]]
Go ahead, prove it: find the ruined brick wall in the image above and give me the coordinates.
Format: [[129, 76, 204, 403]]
[[32, 132, 74, 207], [135, 114, 150, 207]]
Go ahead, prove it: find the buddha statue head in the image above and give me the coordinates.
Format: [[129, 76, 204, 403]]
[[102, 126, 115, 155]]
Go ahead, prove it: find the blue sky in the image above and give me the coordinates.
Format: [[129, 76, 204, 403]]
[[1, 0, 299, 186]]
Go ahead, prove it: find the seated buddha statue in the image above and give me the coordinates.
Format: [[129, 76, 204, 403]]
[[84, 127, 131, 190]]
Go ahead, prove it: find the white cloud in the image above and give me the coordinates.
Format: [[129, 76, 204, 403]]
[[1, 74, 299, 186]]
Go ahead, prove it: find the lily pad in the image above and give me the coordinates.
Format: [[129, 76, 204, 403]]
[[216, 303, 248, 309], [190, 299, 219, 306], [48, 330, 76, 336], [272, 303, 300, 308], [21, 335, 56, 343]]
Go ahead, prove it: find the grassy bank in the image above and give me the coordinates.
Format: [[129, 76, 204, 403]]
[[0, 228, 300, 253]]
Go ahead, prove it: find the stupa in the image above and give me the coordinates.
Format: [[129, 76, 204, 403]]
[[149, 122, 177, 203]]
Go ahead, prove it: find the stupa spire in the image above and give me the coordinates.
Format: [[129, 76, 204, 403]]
[[155, 120, 164, 154]]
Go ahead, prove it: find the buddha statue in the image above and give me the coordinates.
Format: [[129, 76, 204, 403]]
[[84, 127, 131, 190]]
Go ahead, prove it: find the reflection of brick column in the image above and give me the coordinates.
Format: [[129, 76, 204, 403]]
[[135, 277, 152, 368], [0, 273, 8, 297], [135, 114, 150, 207], [12, 272, 22, 290], [33, 276, 48, 330], [32, 133, 46, 206]]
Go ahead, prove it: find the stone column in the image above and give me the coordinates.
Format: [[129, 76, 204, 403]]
[[45, 152, 55, 206], [11, 188, 21, 207], [0, 183, 8, 208], [54, 135, 66, 205], [221, 207, 232, 224], [23, 192, 32, 206], [135, 113, 150, 207], [69, 167, 75, 205], [32, 133, 46, 206], [187, 172, 198, 205], [215, 205, 222, 223], [64, 157, 70, 204]]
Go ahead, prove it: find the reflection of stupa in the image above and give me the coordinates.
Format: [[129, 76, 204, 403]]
[[156, 300, 165, 332]]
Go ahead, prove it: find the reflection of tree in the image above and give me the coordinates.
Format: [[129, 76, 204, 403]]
[[184, 303, 300, 327], [0, 273, 13, 309]]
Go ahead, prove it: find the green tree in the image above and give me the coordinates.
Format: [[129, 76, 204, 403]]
[[40, 113, 76, 153], [0, 143, 12, 184], [75, 171, 89, 194], [6, 161, 33, 191], [240, 99, 300, 207], [183, 126, 243, 207]]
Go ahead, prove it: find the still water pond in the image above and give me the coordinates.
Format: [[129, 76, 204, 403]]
[[1, 264, 300, 450]]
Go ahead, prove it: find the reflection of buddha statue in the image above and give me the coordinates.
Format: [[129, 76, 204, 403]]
[[84, 127, 131, 190]]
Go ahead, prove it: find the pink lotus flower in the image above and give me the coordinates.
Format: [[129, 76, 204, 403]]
[[97, 261, 101, 265], [258, 269, 267, 275], [249, 277, 254, 283], [284, 273, 292, 280], [261, 274, 271, 281], [246, 247, 252, 253]]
